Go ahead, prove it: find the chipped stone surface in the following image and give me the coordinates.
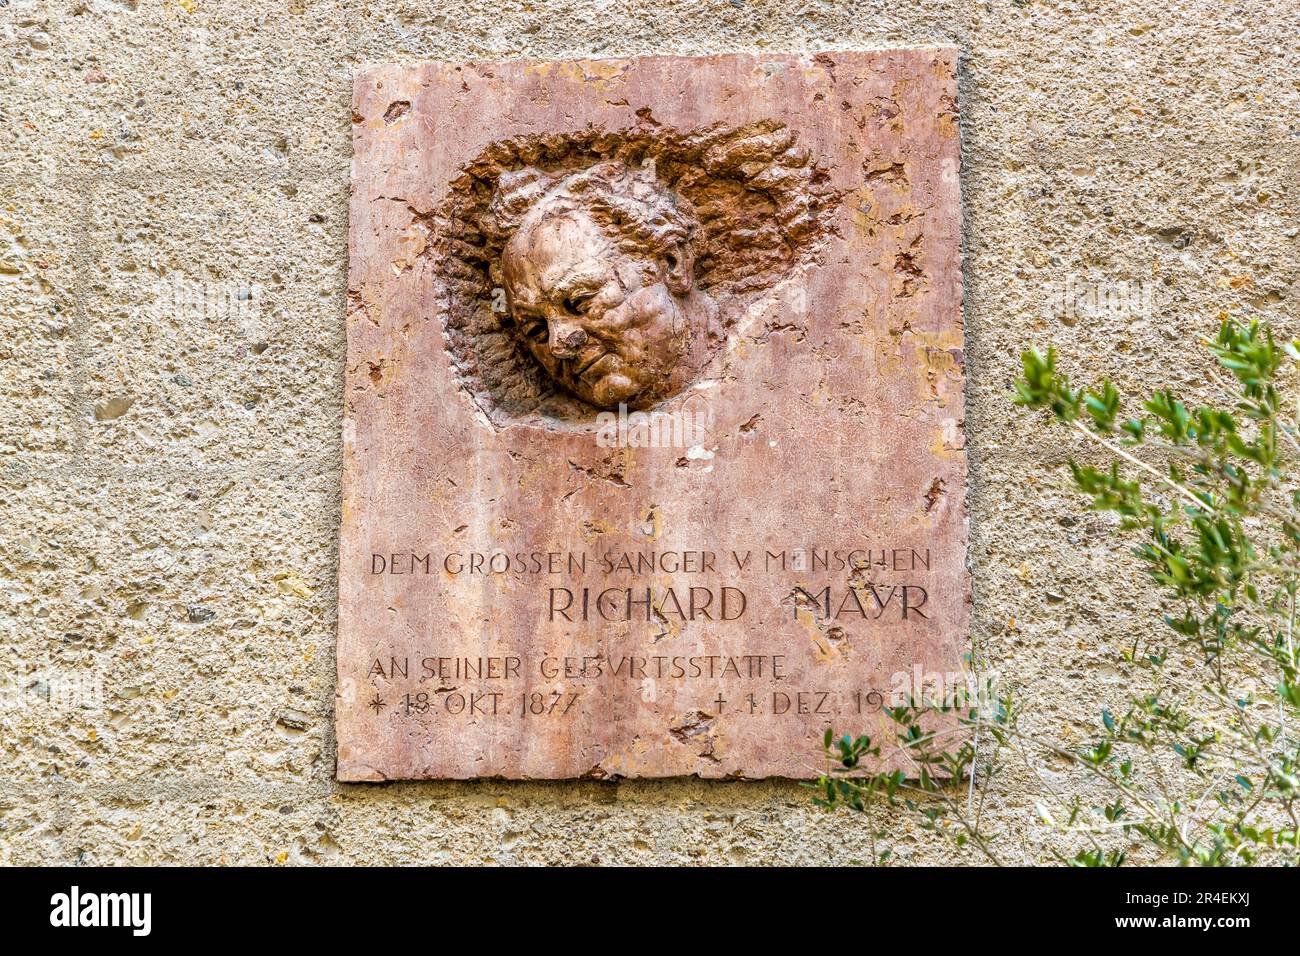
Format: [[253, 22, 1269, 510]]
[[338, 51, 967, 780]]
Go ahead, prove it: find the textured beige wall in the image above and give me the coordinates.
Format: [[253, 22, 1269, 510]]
[[1, 0, 1295, 865]]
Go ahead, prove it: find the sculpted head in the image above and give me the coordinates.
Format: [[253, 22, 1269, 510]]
[[489, 161, 718, 410]]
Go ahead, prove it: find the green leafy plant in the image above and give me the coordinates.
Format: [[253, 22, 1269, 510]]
[[810, 319, 1300, 866]]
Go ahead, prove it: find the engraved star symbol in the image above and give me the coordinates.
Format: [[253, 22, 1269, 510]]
[[368, 694, 386, 715]]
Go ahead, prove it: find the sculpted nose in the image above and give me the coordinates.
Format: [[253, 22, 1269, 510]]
[[548, 321, 588, 358]]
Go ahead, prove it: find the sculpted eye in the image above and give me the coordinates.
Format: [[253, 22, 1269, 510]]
[[522, 318, 548, 342], [564, 292, 596, 315]]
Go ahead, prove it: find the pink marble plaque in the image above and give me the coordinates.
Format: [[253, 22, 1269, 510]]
[[338, 49, 968, 780]]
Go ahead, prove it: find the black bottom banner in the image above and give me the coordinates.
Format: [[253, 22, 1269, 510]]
[[0, 864, 1273, 941]]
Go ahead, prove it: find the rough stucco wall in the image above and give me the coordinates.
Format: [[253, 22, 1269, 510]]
[[0, 0, 1295, 865]]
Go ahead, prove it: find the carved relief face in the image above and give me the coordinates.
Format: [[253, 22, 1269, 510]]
[[502, 203, 707, 411]]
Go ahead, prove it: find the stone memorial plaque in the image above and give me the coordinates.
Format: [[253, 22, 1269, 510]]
[[337, 49, 968, 780]]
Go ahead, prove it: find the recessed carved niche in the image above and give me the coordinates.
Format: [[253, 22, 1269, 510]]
[[432, 122, 838, 425]]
